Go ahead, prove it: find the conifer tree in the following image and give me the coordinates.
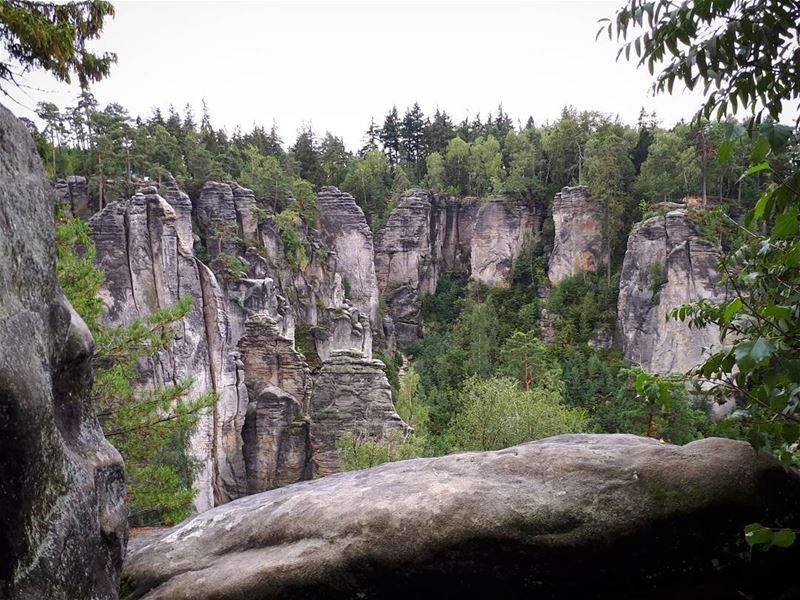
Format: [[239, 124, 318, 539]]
[[379, 106, 401, 166]]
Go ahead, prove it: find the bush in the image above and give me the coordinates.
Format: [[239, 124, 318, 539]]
[[448, 376, 588, 451], [337, 430, 426, 471]]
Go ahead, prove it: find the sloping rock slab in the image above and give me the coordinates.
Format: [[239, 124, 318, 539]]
[[123, 435, 800, 600]]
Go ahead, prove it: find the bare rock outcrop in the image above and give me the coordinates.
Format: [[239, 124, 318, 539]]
[[238, 315, 312, 494], [317, 186, 381, 328], [310, 349, 408, 476], [55, 174, 92, 218], [375, 190, 480, 345], [470, 197, 542, 287], [0, 104, 127, 599], [548, 186, 606, 284], [122, 435, 800, 600], [618, 209, 727, 374], [89, 182, 380, 509]]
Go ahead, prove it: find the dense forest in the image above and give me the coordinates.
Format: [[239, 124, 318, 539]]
[[34, 93, 797, 496]]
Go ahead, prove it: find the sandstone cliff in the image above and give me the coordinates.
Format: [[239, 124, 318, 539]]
[[89, 182, 395, 509], [548, 186, 606, 284], [618, 208, 727, 374], [375, 190, 539, 345], [310, 349, 408, 476], [0, 104, 127, 599]]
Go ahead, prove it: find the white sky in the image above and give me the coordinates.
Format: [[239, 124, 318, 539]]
[[6, 0, 746, 150]]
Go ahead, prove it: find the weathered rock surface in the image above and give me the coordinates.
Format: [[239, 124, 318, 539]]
[[618, 209, 727, 374], [238, 315, 312, 494], [89, 182, 385, 508], [0, 104, 127, 599], [317, 187, 381, 329], [55, 174, 92, 218], [310, 349, 408, 476], [123, 434, 800, 600], [376, 190, 538, 345], [470, 196, 541, 287], [549, 186, 606, 284]]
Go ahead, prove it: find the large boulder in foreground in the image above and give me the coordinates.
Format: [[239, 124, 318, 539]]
[[123, 435, 800, 600], [0, 104, 127, 598]]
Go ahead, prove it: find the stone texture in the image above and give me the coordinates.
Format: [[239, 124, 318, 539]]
[[375, 190, 479, 345], [88, 182, 381, 508], [618, 209, 728, 374], [0, 103, 127, 599], [470, 196, 541, 287], [317, 186, 381, 328], [310, 349, 408, 476], [122, 435, 800, 600], [548, 186, 606, 284], [238, 315, 312, 494], [55, 174, 92, 218]]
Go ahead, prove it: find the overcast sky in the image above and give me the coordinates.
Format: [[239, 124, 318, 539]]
[[8, 0, 738, 150]]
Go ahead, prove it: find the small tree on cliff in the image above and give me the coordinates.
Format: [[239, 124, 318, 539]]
[[56, 208, 217, 525]]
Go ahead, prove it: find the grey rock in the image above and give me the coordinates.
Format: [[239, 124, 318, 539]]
[[238, 315, 312, 494], [122, 435, 800, 600], [618, 210, 728, 374], [548, 186, 606, 284], [0, 103, 127, 599], [310, 348, 408, 476], [55, 174, 92, 217], [470, 196, 542, 287]]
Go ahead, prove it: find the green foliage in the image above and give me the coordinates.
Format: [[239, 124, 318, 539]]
[[336, 430, 426, 471], [56, 216, 216, 526], [448, 376, 588, 452], [396, 367, 429, 432], [212, 252, 249, 282], [374, 348, 400, 398], [0, 0, 115, 91], [341, 150, 392, 230], [55, 207, 104, 333], [546, 272, 619, 344], [274, 208, 308, 271], [294, 323, 321, 371], [647, 261, 668, 305]]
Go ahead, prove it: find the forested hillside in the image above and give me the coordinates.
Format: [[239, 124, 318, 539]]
[[35, 94, 797, 499]]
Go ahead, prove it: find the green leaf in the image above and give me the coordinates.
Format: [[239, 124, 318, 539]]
[[739, 162, 771, 182], [762, 305, 793, 322], [750, 135, 771, 163], [772, 209, 798, 240], [723, 298, 743, 324], [772, 529, 796, 548], [735, 338, 775, 372], [744, 523, 773, 546]]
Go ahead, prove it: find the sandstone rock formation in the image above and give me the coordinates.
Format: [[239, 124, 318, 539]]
[[122, 434, 800, 600], [89, 182, 391, 508], [548, 186, 606, 284], [238, 315, 312, 494], [375, 190, 538, 345], [0, 104, 127, 599], [618, 209, 727, 374], [310, 349, 408, 476], [317, 186, 381, 328], [55, 174, 92, 218], [470, 196, 541, 287]]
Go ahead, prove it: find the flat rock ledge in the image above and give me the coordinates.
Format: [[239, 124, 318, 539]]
[[122, 434, 800, 600]]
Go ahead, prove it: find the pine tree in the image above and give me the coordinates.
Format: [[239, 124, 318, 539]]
[[290, 125, 324, 187], [379, 106, 401, 166], [400, 102, 428, 181]]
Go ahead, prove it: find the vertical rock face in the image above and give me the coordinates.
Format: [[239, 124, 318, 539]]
[[310, 349, 408, 476], [317, 187, 380, 329], [0, 104, 127, 599], [618, 209, 727, 374], [470, 197, 542, 287], [374, 190, 481, 346], [548, 186, 605, 284], [238, 315, 312, 494], [55, 175, 92, 218], [375, 190, 539, 345], [89, 182, 383, 509]]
